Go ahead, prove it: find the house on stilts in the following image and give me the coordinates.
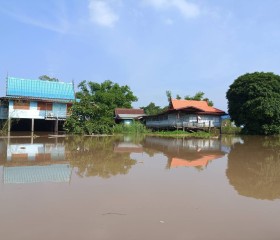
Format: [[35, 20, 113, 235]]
[[144, 99, 226, 131], [0, 77, 76, 133]]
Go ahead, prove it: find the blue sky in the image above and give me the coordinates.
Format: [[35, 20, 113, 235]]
[[1, 0, 280, 111]]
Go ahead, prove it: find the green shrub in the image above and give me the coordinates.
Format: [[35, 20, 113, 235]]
[[113, 122, 149, 134]]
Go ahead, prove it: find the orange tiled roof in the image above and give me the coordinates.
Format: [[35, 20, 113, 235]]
[[170, 154, 224, 168], [170, 99, 225, 114]]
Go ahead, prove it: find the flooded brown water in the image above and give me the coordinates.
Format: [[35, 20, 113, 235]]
[[0, 134, 280, 240]]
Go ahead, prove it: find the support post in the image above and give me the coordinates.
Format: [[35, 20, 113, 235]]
[[55, 118, 58, 134], [31, 118, 34, 133], [8, 118, 11, 133]]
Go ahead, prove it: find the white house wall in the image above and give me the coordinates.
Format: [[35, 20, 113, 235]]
[[8, 101, 67, 119], [146, 113, 222, 128], [9, 101, 42, 119]]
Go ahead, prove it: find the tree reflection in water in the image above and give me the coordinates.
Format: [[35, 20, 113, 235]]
[[226, 136, 280, 200], [65, 136, 137, 178]]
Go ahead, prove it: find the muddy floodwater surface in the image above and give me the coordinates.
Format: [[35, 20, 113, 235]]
[[0, 134, 280, 240]]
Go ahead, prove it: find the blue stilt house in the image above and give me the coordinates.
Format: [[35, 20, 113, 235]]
[[0, 77, 76, 132]]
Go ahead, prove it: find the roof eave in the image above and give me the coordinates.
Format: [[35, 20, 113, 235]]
[[2, 96, 75, 103]]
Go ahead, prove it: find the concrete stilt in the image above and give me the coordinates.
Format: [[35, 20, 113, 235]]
[[55, 118, 58, 134], [31, 118, 34, 132], [8, 118, 11, 133]]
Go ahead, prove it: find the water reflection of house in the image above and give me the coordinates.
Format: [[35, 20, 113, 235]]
[[114, 135, 144, 153], [170, 154, 224, 168], [114, 142, 143, 153], [0, 138, 71, 184], [143, 136, 226, 169]]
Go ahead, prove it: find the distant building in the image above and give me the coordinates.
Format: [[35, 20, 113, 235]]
[[145, 99, 226, 131], [114, 108, 146, 124], [0, 77, 76, 132]]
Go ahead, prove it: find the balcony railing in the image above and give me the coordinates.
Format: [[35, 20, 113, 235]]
[[45, 111, 69, 119]]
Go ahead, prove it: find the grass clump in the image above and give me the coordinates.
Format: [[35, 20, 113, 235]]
[[221, 119, 241, 135], [113, 122, 150, 134]]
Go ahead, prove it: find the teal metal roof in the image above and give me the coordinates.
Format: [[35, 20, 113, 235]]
[[6, 77, 75, 100]]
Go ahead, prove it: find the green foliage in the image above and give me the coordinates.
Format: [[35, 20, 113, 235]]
[[184, 91, 214, 106], [113, 122, 150, 134], [221, 119, 241, 135], [141, 102, 163, 115], [148, 130, 213, 138], [166, 90, 172, 101], [226, 72, 280, 135], [38, 75, 59, 82], [64, 80, 138, 134], [185, 91, 204, 100], [176, 94, 181, 100]]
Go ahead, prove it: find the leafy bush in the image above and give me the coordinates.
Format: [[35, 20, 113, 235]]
[[113, 122, 149, 134]]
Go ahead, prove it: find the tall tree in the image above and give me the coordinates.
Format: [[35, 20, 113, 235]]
[[176, 94, 181, 100], [141, 102, 163, 115], [65, 80, 138, 134], [184, 91, 214, 106], [39, 75, 59, 82], [166, 90, 172, 101], [226, 72, 280, 135]]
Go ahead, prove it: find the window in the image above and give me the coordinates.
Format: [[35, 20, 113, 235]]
[[37, 102, 52, 111], [13, 100, 30, 110]]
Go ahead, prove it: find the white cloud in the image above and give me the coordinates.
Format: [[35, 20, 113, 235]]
[[88, 0, 119, 27], [143, 0, 200, 19]]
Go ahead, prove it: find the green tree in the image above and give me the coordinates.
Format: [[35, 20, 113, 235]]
[[185, 91, 204, 100], [184, 91, 214, 106], [166, 90, 172, 101], [64, 80, 138, 134], [176, 94, 181, 100], [226, 72, 280, 135], [39, 75, 59, 82], [141, 102, 163, 115]]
